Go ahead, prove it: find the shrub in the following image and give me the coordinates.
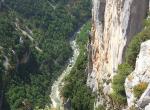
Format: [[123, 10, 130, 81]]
[[95, 105, 105, 110], [110, 92, 127, 105], [129, 105, 137, 110], [111, 64, 132, 105], [125, 27, 150, 67], [133, 82, 148, 98], [61, 21, 95, 110], [112, 16, 150, 106]]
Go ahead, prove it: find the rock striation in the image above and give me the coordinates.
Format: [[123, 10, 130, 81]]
[[88, 0, 149, 92], [87, 0, 149, 108]]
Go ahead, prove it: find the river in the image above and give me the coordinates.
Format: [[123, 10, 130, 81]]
[[48, 28, 82, 110], [50, 40, 79, 110]]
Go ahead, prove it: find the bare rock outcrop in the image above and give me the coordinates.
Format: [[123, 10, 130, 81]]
[[125, 40, 150, 109], [88, 0, 149, 92], [87, 0, 149, 108]]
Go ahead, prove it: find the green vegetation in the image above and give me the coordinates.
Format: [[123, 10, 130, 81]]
[[111, 64, 132, 105], [76, 22, 90, 48], [129, 105, 137, 110], [111, 16, 150, 106], [61, 21, 95, 110], [125, 26, 150, 68], [0, 0, 91, 109], [95, 105, 105, 110], [133, 82, 148, 98]]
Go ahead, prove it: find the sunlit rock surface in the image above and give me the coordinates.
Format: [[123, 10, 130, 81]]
[[125, 40, 150, 109], [88, 0, 149, 92], [87, 0, 149, 108]]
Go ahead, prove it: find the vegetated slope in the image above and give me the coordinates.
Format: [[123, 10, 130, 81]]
[[111, 16, 150, 107], [61, 21, 95, 110], [0, 0, 91, 109]]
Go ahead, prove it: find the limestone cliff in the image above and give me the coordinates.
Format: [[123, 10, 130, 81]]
[[87, 0, 149, 108], [125, 40, 150, 109]]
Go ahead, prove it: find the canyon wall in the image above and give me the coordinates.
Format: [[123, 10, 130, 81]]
[[125, 40, 150, 109], [87, 0, 149, 108]]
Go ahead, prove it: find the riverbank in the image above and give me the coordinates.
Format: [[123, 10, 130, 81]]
[[43, 21, 94, 110], [44, 24, 89, 110], [61, 21, 95, 110], [50, 39, 79, 109]]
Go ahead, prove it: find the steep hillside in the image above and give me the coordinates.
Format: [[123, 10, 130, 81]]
[[0, 0, 91, 109], [61, 21, 95, 110], [2, 0, 150, 110]]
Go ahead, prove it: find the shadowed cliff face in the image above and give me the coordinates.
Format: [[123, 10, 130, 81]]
[[87, 0, 149, 96]]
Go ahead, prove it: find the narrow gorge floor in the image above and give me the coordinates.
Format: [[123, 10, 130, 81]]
[[50, 40, 79, 110], [46, 28, 83, 110]]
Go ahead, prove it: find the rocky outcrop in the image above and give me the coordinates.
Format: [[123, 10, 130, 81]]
[[125, 40, 150, 109], [88, 0, 149, 92], [87, 0, 149, 108], [87, 0, 106, 92]]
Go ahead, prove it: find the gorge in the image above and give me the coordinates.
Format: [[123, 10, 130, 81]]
[[50, 28, 80, 110], [0, 0, 92, 110], [1, 0, 150, 110]]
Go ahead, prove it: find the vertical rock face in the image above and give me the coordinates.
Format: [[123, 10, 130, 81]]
[[87, 0, 149, 94], [87, 0, 106, 92], [125, 40, 150, 108]]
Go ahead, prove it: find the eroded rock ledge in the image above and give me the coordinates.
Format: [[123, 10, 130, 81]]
[[125, 40, 150, 109]]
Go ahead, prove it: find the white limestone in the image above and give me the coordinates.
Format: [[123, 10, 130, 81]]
[[3, 56, 10, 70], [145, 103, 150, 110], [125, 40, 150, 108], [88, 0, 134, 92], [88, 0, 149, 109]]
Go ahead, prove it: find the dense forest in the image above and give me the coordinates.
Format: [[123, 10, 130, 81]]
[[0, 0, 91, 109], [61, 21, 95, 110]]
